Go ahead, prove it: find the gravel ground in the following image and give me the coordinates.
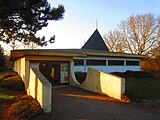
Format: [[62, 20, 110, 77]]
[[33, 86, 160, 120]]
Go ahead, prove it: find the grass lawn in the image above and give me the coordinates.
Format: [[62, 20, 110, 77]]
[[0, 71, 42, 120], [125, 78, 160, 100], [0, 86, 19, 119], [0, 87, 15, 103]]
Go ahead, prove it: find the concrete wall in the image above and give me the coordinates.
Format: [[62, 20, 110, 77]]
[[13, 57, 30, 89], [70, 62, 125, 100], [28, 66, 52, 113], [13, 59, 52, 113]]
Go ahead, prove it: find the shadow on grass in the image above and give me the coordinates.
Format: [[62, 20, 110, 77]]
[[125, 77, 160, 102], [0, 87, 15, 104]]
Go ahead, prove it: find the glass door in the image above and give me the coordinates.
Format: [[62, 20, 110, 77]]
[[39, 63, 60, 86]]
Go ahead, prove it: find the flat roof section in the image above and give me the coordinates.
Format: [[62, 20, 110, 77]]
[[10, 49, 145, 60]]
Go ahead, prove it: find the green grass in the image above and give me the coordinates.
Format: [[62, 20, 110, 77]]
[[125, 78, 160, 100], [0, 87, 15, 103], [0, 86, 15, 118], [0, 71, 42, 120]]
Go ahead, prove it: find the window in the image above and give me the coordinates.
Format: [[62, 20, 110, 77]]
[[126, 61, 139, 66], [108, 60, 124, 66], [86, 60, 106, 66], [74, 59, 84, 66]]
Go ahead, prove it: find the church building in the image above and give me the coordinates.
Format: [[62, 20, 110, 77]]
[[10, 29, 144, 86]]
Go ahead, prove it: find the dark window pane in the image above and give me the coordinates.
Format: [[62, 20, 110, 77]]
[[108, 60, 124, 66], [74, 59, 84, 66], [86, 60, 106, 66], [126, 61, 139, 66]]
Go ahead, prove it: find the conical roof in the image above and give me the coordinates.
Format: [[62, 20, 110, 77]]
[[81, 29, 109, 51]]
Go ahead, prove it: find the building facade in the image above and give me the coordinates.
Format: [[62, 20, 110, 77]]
[[10, 30, 145, 86]]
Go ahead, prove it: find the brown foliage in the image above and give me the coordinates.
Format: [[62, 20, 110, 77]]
[[2, 95, 42, 120], [142, 58, 160, 72], [119, 13, 160, 55], [0, 71, 25, 91], [105, 13, 160, 55], [104, 30, 125, 52]]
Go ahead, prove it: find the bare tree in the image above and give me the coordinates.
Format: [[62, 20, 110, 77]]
[[149, 42, 160, 58], [119, 13, 160, 55], [104, 30, 126, 52]]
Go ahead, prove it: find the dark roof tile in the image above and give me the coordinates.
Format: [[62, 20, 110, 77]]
[[81, 29, 109, 51]]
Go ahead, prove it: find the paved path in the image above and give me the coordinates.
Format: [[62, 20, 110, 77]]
[[34, 86, 160, 120]]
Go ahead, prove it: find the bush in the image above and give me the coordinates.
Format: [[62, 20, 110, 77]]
[[135, 71, 154, 78], [3, 95, 42, 120], [111, 72, 128, 78], [0, 71, 25, 91], [111, 70, 153, 78], [124, 70, 136, 78], [142, 58, 160, 72], [0, 46, 8, 72], [75, 72, 87, 84], [0, 71, 18, 81], [0, 76, 25, 91], [125, 70, 153, 78]]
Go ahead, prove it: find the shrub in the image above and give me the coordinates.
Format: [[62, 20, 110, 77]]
[[3, 95, 42, 120], [0, 46, 8, 72], [134, 71, 153, 78], [124, 70, 136, 78], [0, 71, 18, 81], [111, 70, 153, 78], [0, 75, 25, 91], [111, 72, 128, 78], [142, 58, 160, 72], [125, 70, 153, 78], [75, 72, 87, 84], [0, 71, 25, 91]]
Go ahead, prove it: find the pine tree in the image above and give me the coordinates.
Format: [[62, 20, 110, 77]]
[[0, 0, 65, 48], [0, 45, 8, 72]]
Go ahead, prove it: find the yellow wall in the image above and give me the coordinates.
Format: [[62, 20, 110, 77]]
[[28, 66, 52, 113], [13, 57, 30, 89], [13, 58, 52, 113], [70, 61, 125, 100]]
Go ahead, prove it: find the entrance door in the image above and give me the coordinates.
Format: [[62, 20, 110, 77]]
[[39, 63, 60, 86], [39, 62, 69, 86], [51, 64, 60, 85]]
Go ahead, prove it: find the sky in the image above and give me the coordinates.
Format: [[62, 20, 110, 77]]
[[2, 0, 160, 52]]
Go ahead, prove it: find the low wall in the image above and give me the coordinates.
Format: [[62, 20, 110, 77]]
[[70, 62, 125, 100], [27, 67, 52, 113]]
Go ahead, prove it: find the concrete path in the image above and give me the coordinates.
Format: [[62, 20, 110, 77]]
[[34, 86, 160, 120]]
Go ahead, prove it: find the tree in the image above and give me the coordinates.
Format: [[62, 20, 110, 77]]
[[141, 42, 160, 73], [119, 13, 160, 55], [0, 45, 8, 72], [149, 42, 160, 58], [22, 42, 38, 49], [104, 30, 126, 53], [0, 0, 64, 49], [104, 14, 160, 55]]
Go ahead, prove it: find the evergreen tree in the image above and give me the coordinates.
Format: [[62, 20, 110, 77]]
[[0, 0, 65, 48], [0, 45, 8, 72]]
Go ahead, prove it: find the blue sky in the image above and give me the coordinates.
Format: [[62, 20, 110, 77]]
[[2, 0, 160, 51], [37, 0, 160, 49]]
